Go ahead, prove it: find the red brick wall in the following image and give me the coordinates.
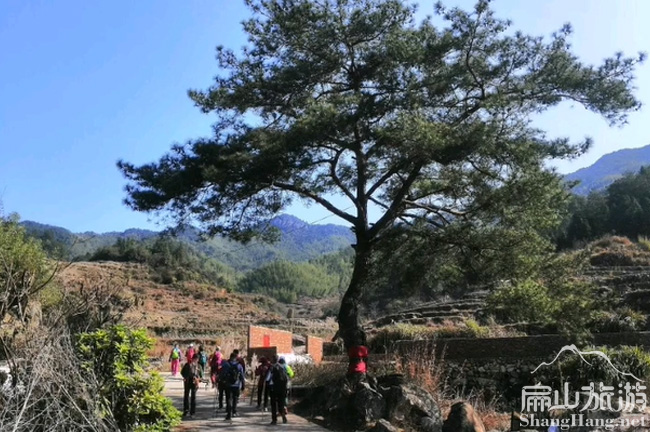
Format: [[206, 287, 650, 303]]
[[248, 325, 293, 354], [306, 335, 323, 365]]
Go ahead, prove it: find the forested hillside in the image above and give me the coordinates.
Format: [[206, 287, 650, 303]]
[[21, 214, 353, 271], [21, 215, 354, 304], [560, 166, 650, 247]]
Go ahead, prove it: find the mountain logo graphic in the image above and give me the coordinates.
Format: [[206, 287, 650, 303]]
[[531, 344, 643, 382]]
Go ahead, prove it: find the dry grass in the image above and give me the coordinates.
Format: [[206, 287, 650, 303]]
[[291, 362, 348, 387], [587, 235, 650, 267], [56, 261, 282, 335], [368, 320, 524, 353], [0, 328, 116, 432], [392, 342, 445, 398], [392, 343, 511, 432], [590, 235, 634, 249]]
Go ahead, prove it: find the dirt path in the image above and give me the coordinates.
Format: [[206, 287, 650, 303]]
[[162, 372, 328, 432]]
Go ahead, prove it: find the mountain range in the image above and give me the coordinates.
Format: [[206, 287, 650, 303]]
[[22, 214, 354, 271], [565, 144, 650, 195], [21, 143, 650, 267]]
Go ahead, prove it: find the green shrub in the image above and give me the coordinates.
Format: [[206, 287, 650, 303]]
[[0, 215, 54, 326], [465, 319, 490, 338], [549, 345, 650, 389], [77, 325, 181, 431], [487, 280, 553, 324], [590, 308, 647, 333], [487, 278, 601, 339]]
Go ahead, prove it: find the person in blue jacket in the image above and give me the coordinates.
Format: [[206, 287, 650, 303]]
[[219, 352, 245, 421]]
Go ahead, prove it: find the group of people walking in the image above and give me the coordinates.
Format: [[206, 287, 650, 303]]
[[169, 343, 295, 425]]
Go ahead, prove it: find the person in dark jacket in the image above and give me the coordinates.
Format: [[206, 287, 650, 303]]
[[265, 355, 288, 425], [255, 356, 271, 410], [180, 356, 200, 417], [219, 352, 245, 421]]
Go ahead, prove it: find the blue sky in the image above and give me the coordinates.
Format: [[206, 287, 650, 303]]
[[1, 0, 649, 233]]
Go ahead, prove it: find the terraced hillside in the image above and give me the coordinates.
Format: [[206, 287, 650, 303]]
[[366, 291, 489, 329], [367, 238, 650, 332], [583, 265, 650, 314], [56, 261, 337, 344]]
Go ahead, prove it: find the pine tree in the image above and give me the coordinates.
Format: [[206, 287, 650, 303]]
[[118, 0, 642, 369]]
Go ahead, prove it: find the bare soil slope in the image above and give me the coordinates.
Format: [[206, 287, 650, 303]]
[[56, 261, 337, 352], [57, 261, 280, 334]]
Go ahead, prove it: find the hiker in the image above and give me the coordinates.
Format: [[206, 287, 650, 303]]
[[186, 343, 196, 363], [168, 343, 182, 377], [180, 355, 201, 417], [255, 356, 271, 410], [209, 346, 222, 389], [197, 344, 208, 379], [219, 352, 245, 421], [278, 357, 295, 415], [266, 355, 289, 425], [233, 349, 246, 374]]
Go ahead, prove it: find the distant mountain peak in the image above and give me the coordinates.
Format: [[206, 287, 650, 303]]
[[270, 214, 309, 230], [565, 144, 650, 195]]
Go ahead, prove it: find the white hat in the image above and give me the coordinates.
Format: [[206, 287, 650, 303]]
[[189, 343, 194, 347]]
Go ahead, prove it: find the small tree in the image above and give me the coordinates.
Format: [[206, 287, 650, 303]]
[[118, 0, 643, 370], [0, 214, 54, 324], [77, 325, 181, 432]]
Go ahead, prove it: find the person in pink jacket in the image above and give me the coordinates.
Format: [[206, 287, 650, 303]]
[[209, 346, 223, 389]]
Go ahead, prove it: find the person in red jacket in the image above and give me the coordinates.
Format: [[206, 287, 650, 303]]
[[186, 343, 196, 363], [255, 357, 271, 410], [209, 346, 223, 389], [348, 345, 368, 374]]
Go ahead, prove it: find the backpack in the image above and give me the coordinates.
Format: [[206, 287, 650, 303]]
[[223, 362, 240, 386], [198, 351, 208, 366], [171, 348, 180, 360], [271, 363, 288, 386]]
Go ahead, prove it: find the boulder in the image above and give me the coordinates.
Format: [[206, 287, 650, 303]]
[[353, 382, 386, 424], [369, 419, 399, 432], [377, 377, 442, 431], [420, 415, 444, 432], [295, 374, 442, 431], [442, 402, 486, 432]]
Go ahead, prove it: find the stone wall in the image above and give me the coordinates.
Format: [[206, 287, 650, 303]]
[[395, 332, 650, 360], [393, 332, 650, 407]]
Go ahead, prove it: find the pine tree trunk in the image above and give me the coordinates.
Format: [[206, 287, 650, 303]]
[[338, 239, 370, 375]]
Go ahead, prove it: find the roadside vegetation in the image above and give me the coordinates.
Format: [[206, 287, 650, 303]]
[[0, 215, 180, 432]]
